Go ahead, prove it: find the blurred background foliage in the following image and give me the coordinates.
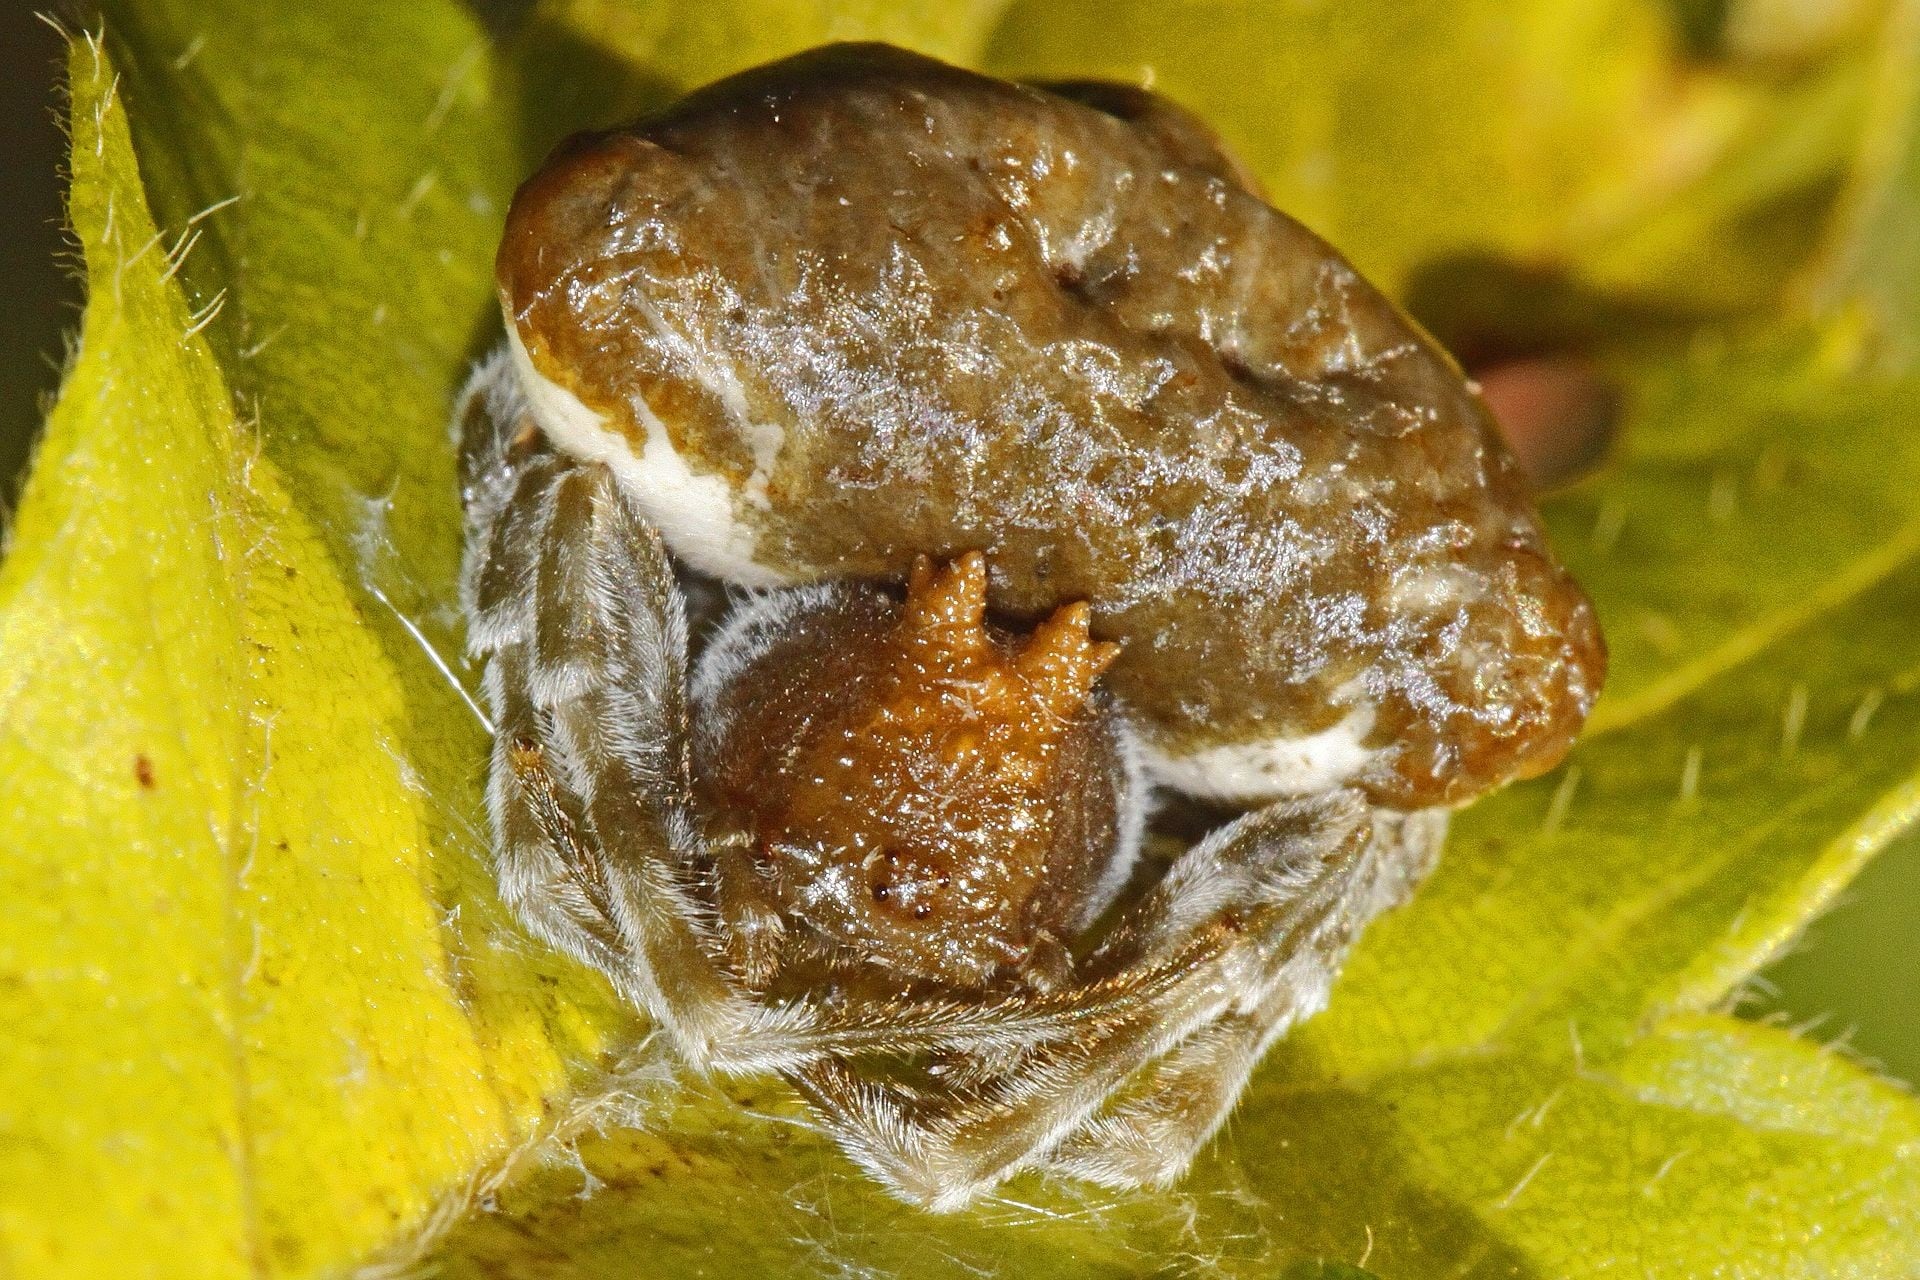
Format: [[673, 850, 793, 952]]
[[0, 0, 1913, 1085]]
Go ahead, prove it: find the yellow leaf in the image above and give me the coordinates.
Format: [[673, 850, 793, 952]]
[[0, 39, 624, 1279]]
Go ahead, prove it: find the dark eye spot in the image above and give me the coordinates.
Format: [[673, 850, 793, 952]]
[[870, 882, 892, 902], [911, 904, 933, 920]]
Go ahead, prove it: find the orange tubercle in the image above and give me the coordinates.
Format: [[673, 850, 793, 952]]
[[896, 551, 1120, 729]]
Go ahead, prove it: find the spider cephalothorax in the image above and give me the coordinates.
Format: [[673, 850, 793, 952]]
[[692, 552, 1142, 993], [457, 43, 1601, 1211]]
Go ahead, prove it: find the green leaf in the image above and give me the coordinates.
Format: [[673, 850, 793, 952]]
[[4, 3, 1918, 1278]]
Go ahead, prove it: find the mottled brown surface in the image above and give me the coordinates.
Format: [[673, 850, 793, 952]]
[[500, 43, 1604, 808], [692, 556, 1132, 988]]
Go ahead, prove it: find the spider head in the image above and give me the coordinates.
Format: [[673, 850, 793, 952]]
[[693, 553, 1142, 990]]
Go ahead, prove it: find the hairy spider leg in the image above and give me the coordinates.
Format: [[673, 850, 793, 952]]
[[460, 380, 796, 994], [1042, 806, 1445, 1189], [784, 793, 1385, 1210]]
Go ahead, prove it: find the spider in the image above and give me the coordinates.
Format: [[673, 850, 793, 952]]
[[457, 44, 1603, 1211]]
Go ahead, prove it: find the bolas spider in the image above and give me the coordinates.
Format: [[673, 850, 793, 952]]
[[456, 44, 1605, 1211]]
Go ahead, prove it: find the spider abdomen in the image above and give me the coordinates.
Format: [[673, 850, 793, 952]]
[[495, 43, 1604, 810], [690, 553, 1144, 989]]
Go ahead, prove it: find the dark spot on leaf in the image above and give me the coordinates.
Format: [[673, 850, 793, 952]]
[[1473, 354, 1621, 492]]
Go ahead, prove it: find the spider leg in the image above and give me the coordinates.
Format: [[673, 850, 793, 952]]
[[1042, 807, 1448, 1189], [783, 793, 1379, 1211], [1083, 789, 1377, 974], [704, 828, 788, 991], [471, 447, 756, 1062], [459, 375, 645, 978], [1041, 1008, 1276, 1190]]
